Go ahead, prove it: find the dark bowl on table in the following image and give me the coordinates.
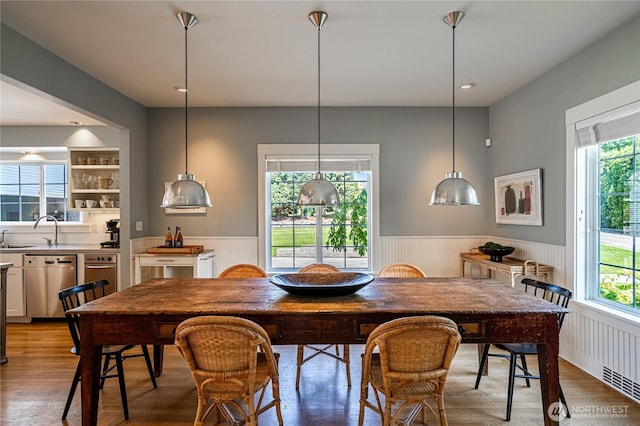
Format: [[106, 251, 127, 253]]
[[478, 246, 515, 262], [270, 272, 374, 296]]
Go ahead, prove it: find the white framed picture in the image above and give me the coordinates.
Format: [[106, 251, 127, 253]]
[[494, 169, 542, 226], [163, 181, 207, 214]]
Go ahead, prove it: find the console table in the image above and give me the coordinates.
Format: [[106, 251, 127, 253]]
[[132, 250, 215, 284], [460, 252, 553, 286]]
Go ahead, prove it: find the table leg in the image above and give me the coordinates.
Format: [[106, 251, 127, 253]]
[[153, 344, 164, 377], [477, 343, 488, 376], [80, 317, 101, 426], [537, 316, 561, 426]]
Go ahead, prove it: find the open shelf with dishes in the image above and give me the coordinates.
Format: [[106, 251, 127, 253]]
[[68, 148, 120, 211]]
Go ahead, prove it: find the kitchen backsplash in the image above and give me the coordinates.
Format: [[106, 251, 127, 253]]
[[0, 212, 119, 246]]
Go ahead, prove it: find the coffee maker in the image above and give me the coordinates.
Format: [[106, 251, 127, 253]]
[[100, 219, 120, 248]]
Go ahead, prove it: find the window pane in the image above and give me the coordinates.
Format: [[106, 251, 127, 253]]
[[599, 155, 632, 194], [599, 265, 636, 308], [268, 168, 371, 271], [596, 135, 639, 311], [600, 194, 629, 232], [600, 232, 633, 269], [0, 162, 77, 222], [23, 203, 40, 221]]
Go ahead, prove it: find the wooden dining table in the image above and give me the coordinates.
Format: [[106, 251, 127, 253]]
[[71, 276, 569, 426]]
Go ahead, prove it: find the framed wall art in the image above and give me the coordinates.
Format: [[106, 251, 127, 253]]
[[163, 181, 207, 214], [494, 169, 542, 226]]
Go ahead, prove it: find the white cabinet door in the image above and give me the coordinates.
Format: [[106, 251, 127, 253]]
[[6, 267, 24, 317], [1, 254, 25, 317], [196, 253, 216, 278]]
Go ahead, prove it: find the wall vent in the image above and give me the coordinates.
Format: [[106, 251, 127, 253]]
[[603, 366, 640, 402]]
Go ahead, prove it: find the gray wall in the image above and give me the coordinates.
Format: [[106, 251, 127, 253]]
[[0, 23, 149, 241], [148, 106, 491, 237], [489, 16, 640, 245]]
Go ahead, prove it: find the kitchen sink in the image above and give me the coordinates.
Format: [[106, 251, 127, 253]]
[[0, 244, 35, 249]]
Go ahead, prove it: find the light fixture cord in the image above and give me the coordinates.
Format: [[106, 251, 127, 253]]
[[451, 23, 456, 173], [316, 24, 321, 174], [184, 22, 189, 174]]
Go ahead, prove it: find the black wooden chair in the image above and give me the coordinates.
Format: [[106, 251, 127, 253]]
[[474, 278, 572, 421], [58, 279, 157, 420]]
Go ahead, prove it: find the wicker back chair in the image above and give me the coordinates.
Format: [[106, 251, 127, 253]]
[[218, 263, 268, 279], [174, 316, 283, 426], [58, 280, 157, 420], [377, 263, 426, 278], [474, 278, 573, 421], [299, 263, 340, 273], [359, 315, 461, 426], [294, 263, 351, 389]]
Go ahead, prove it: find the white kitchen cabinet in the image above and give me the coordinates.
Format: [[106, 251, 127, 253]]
[[0, 254, 25, 317], [196, 251, 215, 278], [133, 250, 216, 285], [68, 148, 120, 211]]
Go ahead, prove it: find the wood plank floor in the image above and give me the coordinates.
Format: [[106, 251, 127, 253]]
[[1, 321, 638, 425]]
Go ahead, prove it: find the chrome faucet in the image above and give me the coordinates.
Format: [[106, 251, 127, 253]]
[[0, 230, 7, 245], [34, 215, 58, 246]]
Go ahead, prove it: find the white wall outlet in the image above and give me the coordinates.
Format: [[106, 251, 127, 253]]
[[485, 138, 492, 147], [136, 221, 143, 231]]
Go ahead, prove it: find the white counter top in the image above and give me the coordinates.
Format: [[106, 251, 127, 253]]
[[0, 244, 119, 254], [132, 249, 214, 257]]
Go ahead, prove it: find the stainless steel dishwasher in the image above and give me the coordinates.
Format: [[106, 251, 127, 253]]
[[25, 254, 77, 318]]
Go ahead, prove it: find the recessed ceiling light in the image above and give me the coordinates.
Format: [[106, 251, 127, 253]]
[[460, 82, 476, 89], [174, 86, 188, 93]]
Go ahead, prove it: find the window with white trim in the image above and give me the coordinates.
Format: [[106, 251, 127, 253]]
[[258, 144, 379, 273], [0, 162, 78, 222], [568, 84, 640, 315]]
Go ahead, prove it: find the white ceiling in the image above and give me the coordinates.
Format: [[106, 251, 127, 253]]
[[1, 1, 639, 125]]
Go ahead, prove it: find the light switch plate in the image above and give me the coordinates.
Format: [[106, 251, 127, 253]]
[[136, 221, 143, 231]]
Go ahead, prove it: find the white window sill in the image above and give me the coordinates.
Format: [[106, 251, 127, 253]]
[[572, 299, 640, 335]]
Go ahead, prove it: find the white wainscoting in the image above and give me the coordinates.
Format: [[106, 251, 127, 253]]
[[379, 236, 566, 285], [563, 301, 640, 402]]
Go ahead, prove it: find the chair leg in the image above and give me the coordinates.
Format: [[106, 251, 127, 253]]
[[100, 353, 112, 389], [114, 354, 130, 420], [141, 345, 158, 388], [474, 343, 491, 389], [560, 383, 571, 418], [62, 361, 82, 419], [506, 353, 517, 421], [343, 344, 351, 387], [194, 396, 206, 425], [520, 354, 531, 387], [295, 344, 304, 389]]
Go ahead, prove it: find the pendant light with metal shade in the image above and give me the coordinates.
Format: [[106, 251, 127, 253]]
[[297, 11, 340, 206], [430, 11, 479, 206], [161, 12, 212, 209]]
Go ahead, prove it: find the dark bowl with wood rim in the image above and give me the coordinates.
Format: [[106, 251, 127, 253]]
[[270, 272, 375, 296], [478, 246, 515, 262]]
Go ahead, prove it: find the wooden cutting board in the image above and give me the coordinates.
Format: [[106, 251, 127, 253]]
[[145, 245, 204, 254]]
